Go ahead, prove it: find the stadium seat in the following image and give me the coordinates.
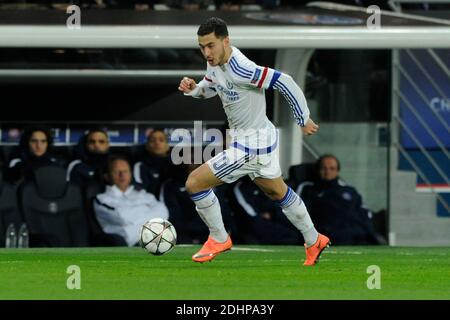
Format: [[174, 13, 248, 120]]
[[0, 171, 22, 247], [84, 183, 115, 246], [287, 163, 317, 190], [1, 145, 18, 167], [110, 146, 134, 161], [0, 147, 4, 168], [19, 166, 89, 247], [52, 146, 75, 166]]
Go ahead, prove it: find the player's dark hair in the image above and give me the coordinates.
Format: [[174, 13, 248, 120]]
[[197, 17, 228, 38], [316, 154, 341, 171]]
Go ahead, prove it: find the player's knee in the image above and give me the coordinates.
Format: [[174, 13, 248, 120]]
[[264, 189, 285, 201], [185, 174, 201, 194]]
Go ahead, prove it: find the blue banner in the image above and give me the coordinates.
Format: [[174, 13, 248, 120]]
[[1, 123, 224, 146], [69, 124, 135, 145], [50, 126, 67, 144], [1, 126, 21, 144], [138, 123, 221, 146], [1, 124, 66, 144], [399, 49, 450, 148]]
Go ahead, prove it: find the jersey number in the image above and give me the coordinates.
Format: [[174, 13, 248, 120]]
[[212, 153, 229, 171]]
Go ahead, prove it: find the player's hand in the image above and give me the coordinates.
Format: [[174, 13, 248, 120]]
[[178, 77, 197, 93], [301, 119, 319, 136]]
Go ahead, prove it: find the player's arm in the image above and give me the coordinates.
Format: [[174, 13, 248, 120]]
[[271, 72, 318, 135], [229, 58, 318, 135], [178, 76, 217, 99]]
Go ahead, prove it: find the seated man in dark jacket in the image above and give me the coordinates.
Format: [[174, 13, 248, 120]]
[[133, 128, 174, 198], [297, 154, 382, 245], [67, 127, 110, 196]]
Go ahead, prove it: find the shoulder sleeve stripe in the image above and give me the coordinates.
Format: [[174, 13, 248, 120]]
[[268, 70, 282, 89], [274, 83, 302, 121], [229, 62, 252, 79], [230, 57, 253, 75], [274, 81, 304, 126], [229, 61, 251, 79], [229, 58, 252, 78], [257, 67, 268, 88], [275, 80, 304, 116]]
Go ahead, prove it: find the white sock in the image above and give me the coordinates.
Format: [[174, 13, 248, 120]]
[[189, 189, 228, 243], [277, 187, 319, 247]]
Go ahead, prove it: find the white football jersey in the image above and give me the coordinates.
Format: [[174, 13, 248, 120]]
[[186, 46, 310, 151]]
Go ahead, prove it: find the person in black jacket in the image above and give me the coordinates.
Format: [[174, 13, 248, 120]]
[[6, 126, 64, 184], [67, 127, 110, 196], [66, 128, 113, 246], [297, 154, 383, 245], [133, 128, 174, 198]]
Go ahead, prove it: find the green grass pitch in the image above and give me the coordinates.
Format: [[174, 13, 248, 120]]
[[1, 245, 449, 300]]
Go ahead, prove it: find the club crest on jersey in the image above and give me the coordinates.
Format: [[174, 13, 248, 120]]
[[216, 84, 239, 102], [226, 80, 233, 90], [251, 68, 261, 84]]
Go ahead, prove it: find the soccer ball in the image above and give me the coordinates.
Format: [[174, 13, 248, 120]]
[[140, 218, 177, 255]]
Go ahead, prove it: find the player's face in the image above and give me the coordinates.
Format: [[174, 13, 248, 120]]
[[110, 159, 132, 192], [29, 131, 48, 157], [87, 132, 110, 154], [147, 131, 170, 156], [319, 157, 339, 181], [198, 32, 229, 66]]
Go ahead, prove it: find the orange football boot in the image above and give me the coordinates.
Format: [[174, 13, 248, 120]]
[[192, 235, 233, 263], [303, 233, 331, 266]]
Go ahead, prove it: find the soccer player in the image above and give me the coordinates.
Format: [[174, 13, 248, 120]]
[[178, 17, 330, 266]]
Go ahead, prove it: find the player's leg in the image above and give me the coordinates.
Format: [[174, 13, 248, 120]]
[[185, 162, 223, 193], [253, 176, 330, 265], [253, 176, 318, 245], [187, 148, 254, 262], [185, 163, 229, 244]]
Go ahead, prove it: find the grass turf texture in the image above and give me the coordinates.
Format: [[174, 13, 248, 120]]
[[1, 245, 449, 300]]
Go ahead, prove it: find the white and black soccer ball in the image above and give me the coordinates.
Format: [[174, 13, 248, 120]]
[[140, 218, 177, 255]]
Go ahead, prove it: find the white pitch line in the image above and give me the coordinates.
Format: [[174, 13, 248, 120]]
[[231, 247, 276, 252], [326, 251, 363, 255]]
